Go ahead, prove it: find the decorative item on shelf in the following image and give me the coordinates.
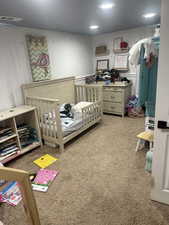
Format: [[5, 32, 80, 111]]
[[120, 41, 128, 49], [96, 59, 109, 71], [26, 35, 51, 82], [113, 37, 129, 53], [95, 45, 109, 56]]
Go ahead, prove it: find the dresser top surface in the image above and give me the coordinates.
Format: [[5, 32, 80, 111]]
[[88, 81, 131, 87]]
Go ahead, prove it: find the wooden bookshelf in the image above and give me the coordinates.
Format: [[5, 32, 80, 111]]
[[0, 105, 42, 164], [0, 134, 17, 144]]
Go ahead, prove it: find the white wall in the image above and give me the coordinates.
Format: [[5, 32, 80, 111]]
[[0, 25, 155, 111], [92, 26, 154, 94], [0, 26, 93, 111]]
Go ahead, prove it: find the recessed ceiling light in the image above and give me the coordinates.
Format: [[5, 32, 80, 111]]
[[89, 25, 99, 30], [99, 3, 115, 9], [143, 13, 157, 18]]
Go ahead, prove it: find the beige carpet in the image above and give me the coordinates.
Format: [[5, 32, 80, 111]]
[[1, 115, 169, 225]]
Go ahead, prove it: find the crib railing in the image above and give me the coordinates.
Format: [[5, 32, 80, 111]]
[[75, 84, 102, 103], [25, 96, 63, 145], [81, 101, 102, 128]]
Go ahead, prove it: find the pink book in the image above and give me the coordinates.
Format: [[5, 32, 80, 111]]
[[33, 169, 59, 186]]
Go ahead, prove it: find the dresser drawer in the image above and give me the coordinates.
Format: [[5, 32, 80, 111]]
[[103, 102, 122, 113], [103, 91, 122, 102], [103, 86, 122, 92]]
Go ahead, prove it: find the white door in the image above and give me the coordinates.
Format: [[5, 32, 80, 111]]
[[151, 0, 169, 204]]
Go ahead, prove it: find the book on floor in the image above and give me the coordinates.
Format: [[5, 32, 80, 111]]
[[32, 169, 59, 192], [0, 181, 22, 206], [33, 154, 58, 168]]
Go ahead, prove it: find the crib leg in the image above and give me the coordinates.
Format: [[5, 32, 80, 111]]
[[59, 142, 64, 152]]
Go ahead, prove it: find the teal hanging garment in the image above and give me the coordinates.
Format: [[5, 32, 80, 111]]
[[137, 44, 158, 117], [146, 56, 158, 117], [138, 45, 149, 106]]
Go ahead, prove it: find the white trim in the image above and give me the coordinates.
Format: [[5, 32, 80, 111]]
[[75, 74, 95, 84]]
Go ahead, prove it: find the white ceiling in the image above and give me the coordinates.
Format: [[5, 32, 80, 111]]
[[0, 0, 161, 35]]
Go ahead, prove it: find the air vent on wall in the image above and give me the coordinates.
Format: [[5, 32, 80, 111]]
[[0, 16, 23, 22]]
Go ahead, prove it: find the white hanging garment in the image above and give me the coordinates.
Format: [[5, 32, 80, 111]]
[[129, 38, 152, 66]]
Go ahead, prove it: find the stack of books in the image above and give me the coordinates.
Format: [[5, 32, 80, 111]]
[[0, 138, 18, 161], [0, 128, 13, 141], [17, 124, 39, 148]]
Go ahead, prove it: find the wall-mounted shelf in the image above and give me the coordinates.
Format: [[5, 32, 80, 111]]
[[113, 48, 129, 54], [112, 68, 129, 71]]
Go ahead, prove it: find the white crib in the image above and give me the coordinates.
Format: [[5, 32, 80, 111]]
[[22, 76, 103, 151]]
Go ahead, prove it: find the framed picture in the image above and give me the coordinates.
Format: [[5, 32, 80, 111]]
[[113, 37, 123, 51], [96, 59, 109, 71], [113, 53, 129, 70]]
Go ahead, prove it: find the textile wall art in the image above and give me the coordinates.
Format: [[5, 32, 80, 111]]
[[26, 35, 51, 82]]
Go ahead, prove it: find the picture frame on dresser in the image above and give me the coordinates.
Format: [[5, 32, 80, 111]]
[[96, 59, 109, 71]]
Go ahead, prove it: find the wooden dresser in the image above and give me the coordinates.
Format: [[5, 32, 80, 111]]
[[90, 82, 132, 117], [103, 82, 131, 116]]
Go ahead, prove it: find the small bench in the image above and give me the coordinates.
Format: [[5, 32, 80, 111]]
[[135, 131, 154, 152]]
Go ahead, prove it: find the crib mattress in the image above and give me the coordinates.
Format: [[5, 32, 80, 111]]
[[42, 101, 98, 137], [42, 117, 83, 137]]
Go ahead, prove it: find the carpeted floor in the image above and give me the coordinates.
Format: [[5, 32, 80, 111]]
[[1, 115, 169, 225]]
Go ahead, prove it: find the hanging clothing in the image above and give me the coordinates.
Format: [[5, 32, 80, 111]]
[[137, 44, 158, 117], [129, 38, 150, 65], [129, 38, 158, 66]]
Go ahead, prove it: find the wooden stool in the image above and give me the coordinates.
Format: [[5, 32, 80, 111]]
[[135, 131, 154, 152]]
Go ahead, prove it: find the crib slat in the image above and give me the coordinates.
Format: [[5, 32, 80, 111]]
[[47, 102, 52, 137]]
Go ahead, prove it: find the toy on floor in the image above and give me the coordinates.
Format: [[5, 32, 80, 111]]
[[145, 150, 153, 172]]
